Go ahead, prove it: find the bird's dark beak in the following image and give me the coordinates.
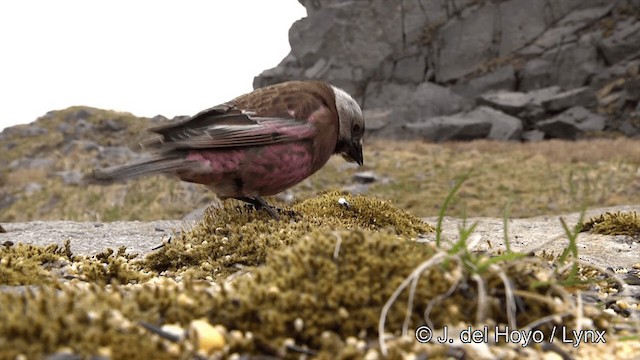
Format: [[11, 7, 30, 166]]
[[342, 141, 363, 166]]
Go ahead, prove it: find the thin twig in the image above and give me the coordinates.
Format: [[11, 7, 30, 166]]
[[492, 264, 517, 329], [378, 252, 447, 356], [472, 273, 487, 325]]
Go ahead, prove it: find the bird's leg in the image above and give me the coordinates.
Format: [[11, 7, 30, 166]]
[[235, 196, 280, 220]]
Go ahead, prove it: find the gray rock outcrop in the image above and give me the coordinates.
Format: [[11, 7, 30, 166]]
[[255, 0, 640, 141], [536, 106, 606, 139]]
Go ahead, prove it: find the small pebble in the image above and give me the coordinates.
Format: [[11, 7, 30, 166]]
[[338, 197, 351, 208], [189, 319, 225, 354]]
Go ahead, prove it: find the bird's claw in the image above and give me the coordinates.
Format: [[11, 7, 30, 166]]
[[237, 196, 297, 220]]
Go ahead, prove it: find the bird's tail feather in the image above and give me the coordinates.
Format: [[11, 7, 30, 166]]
[[88, 157, 197, 184]]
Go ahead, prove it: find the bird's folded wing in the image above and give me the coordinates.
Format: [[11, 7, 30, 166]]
[[163, 118, 316, 149], [147, 103, 236, 136], [144, 104, 317, 150]]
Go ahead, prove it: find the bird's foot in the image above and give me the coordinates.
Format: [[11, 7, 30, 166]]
[[236, 196, 295, 220]]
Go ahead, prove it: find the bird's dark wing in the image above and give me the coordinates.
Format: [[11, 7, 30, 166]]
[[143, 103, 317, 151]]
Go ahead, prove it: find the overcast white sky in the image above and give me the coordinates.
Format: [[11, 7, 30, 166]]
[[0, 1, 306, 131]]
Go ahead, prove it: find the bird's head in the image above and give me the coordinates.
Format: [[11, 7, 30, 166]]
[[332, 85, 364, 166]]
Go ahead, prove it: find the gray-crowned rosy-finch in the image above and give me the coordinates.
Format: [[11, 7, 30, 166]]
[[91, 80, 365, 219]]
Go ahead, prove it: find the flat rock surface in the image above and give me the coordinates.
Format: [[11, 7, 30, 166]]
[[425, 205, 640, 269], [1, 205, 638, 269], [0, 220, 193, 256]]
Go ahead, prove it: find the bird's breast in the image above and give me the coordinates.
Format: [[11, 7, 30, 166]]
[[240, 142, 316, 196], [181, 142, 326, 198]]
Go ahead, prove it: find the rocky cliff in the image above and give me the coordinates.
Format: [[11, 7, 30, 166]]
[[255, 0, 640, 140]]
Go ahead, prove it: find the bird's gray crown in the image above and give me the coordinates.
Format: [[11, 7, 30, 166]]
[[332, 85, 364, 143]]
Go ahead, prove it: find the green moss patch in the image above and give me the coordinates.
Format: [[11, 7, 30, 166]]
[[205, 229, 614, 357], [0, 278, 215, 359], [582, 211, 640, 238], [0, 241, 72, 285], [0, 240, 155, 287], [1, 194, 632, 358], [292, 190, 433, 235], [144, 192, 433, 280]]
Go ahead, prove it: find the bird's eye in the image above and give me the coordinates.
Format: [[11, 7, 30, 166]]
[[352, 123, 361, 134]]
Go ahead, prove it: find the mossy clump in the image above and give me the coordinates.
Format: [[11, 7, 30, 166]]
[[292, 190, 434, 236], [0, 228, 622, 358], [0, 278, 218, 359], [207, 229, 444, 353], [79, 247, 154, 284], [0, 193, 630, 358], [0, 238, 154, 287], [581, 211, 640, 238], [200, 228, 614, 357], [0, 241, 72, 285], [144, 192, 433, 279]]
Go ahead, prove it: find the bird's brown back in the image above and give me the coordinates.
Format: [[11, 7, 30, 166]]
[[232, 80, 337, 121]]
